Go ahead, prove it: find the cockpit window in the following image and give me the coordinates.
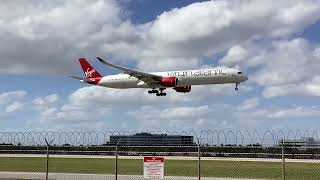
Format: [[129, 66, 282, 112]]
[[238, 72, 242, 74]]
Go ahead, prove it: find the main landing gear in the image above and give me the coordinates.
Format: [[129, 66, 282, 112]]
[[148, 88, 166, 96], [235, 83, 239, 91]]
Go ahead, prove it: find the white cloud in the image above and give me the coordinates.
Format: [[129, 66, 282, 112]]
[[251, 38, 318, 86], [236, 104, 320, 120], [220, 38, 320, 98], [263, 76, 320, 98], [25, 84, 251, 129], [128, 105, 218, 129], [129, 105, 210, 120], [32, 94, 59, 112], [1, 0, 320, 73], [255, 38, 320, 97], [137, 0, 320, 70], [0, 0, 134, 74], [0, 91, 27, 105], [219, 46, 249, 66], [2, 0, 320, 130], [237, 98, 260, 111], [269, 106, 320, 118], [33, 94, 59, 106], [4, 85, 319, 130], [5, 101, 25, 113]]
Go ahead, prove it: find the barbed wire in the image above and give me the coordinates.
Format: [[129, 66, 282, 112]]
[[0, 130, 318, 146]]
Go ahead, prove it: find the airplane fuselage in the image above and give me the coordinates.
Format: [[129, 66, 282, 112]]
[[97, 68, 248, 89], [73, 57, 249, 96]]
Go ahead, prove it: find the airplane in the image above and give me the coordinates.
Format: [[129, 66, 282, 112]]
[[70, 57, 248, 96]]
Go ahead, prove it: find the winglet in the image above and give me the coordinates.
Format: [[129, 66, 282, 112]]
[[96, 56, 104, 63], [96, 57, 115, 68]]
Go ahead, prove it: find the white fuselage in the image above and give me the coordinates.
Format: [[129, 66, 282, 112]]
[[97, 68, 248, 89]]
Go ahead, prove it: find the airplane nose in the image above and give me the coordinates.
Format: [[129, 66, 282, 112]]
[[240, 75, 248, 82], [244, 75, 248, 81]]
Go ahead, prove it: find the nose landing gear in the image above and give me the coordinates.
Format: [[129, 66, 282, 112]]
[[235, 83, 239, 91]]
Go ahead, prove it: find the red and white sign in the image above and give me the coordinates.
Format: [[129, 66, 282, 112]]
[[143, 157, 164, 179]]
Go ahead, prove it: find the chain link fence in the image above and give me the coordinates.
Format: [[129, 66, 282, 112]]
[[0, 130, 320, 179]]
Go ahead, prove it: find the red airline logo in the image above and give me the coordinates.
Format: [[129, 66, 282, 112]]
[[85, 68, 96, 78]]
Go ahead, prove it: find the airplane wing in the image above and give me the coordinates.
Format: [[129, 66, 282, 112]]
[[96, 57, 162, 84]]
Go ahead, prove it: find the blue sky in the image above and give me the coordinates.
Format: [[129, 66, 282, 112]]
[[1, 0, 320, 131]]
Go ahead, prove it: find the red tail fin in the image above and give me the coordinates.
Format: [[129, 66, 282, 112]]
[[79, 58, 102, 78]]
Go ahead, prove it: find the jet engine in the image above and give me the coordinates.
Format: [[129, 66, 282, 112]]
[[160, 77, 178, 87], [173, 86, 191, 93]]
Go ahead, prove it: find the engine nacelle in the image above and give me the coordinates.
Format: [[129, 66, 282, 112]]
[[173, 86, 192, 93], [160, 77, 178, 87]]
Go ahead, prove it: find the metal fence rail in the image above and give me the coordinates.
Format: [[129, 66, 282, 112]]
[[0, 130, 319, 180], [0, 129, 319, 146]]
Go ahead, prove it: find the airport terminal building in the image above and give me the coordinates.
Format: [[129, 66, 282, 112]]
[[278, 137, 320, 147], [109, 133, 195, 146]]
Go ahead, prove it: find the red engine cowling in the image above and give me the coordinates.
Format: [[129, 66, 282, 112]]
[[160, 77, 178, 87], [173, 86, 192, 93]]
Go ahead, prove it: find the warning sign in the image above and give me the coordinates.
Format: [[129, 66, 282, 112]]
[[143, 157, 164, 179]]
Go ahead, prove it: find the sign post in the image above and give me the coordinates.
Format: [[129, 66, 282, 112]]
[[143, 157, 164, 179]]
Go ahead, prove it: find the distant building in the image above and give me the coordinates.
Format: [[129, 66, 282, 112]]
[[109, 133, 195, 146], [278, 137, 320, 147]]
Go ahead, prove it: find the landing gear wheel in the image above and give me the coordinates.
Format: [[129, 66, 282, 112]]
[[235, 83, 239, 91], [148, 89, 159, 94], [151, 88, 166, 96], [156, 93, 166, 96]]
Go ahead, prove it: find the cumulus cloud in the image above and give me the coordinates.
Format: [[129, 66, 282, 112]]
[[33, 94, 59, 107], [263, 76, 320, 98], [235, 97, 320, 120], [237, 98, 260, 111], [0, 91, 27, 119], [0, 91, 27, 105], [137, 0, 320, 71], [3, 86, 320, 130], [32, 94, 59, 116], [24, 84, 251, 129], [219, 46, 249, 66], [127, 104, 241, 130], [269, 106, 320, 118], [129, 105, 210, 120], [220, 38, 320, 97], [1, 0, 320, 74], [251, 38, 319, 86], [2, 0, 320, 130], [0, 0, 135, 74], [5, 101, 25, 113]]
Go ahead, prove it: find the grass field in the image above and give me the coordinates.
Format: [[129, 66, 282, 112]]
[[0, 157, 319, 179]]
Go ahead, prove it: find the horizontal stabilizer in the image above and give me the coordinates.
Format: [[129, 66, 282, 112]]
[[69, 76, 95, 84]]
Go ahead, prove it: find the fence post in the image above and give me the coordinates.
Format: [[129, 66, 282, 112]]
[[197, 138, 201, 180], [115, 139, 121, 180], [44, 138, 54, 180], [282, 139, 286, 180]]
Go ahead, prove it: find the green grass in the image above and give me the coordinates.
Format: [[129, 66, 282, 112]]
[[0, 157, 319, 179]]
